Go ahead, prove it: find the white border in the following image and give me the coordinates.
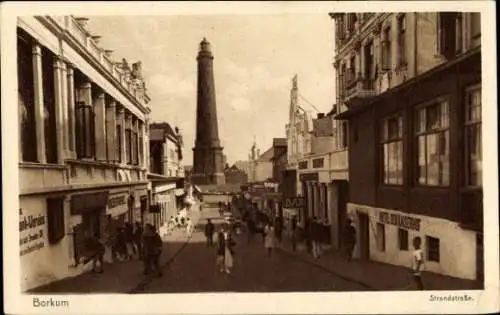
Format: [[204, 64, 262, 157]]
[[2, 1, 498, 314]]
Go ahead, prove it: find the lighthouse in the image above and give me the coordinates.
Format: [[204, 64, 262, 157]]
[[191, 38, 226, 185]]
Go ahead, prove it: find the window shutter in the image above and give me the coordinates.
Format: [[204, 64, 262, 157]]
[[47, 198, 65, 244]]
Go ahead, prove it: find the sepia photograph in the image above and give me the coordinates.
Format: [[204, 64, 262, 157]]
[[2, 1, 498, 314]]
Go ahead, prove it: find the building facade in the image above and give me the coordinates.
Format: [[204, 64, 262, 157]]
[[17, 16, 151, 291], [247, 142, 274, 183], [296, 112, 349, 248], [331, 12, 482, 281], [149, 122, 185, 178], [224, 164, 248, 184]]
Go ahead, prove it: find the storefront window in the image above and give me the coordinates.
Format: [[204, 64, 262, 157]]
[[415, 99, 450, 186], [381, 114, 403, 185]]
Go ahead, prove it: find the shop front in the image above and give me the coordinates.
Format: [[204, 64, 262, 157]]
[[150, 182, 177, 228], [348, 203, 478, 280]]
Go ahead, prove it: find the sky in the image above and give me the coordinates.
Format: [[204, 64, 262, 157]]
[[87, 14, 336, 165]]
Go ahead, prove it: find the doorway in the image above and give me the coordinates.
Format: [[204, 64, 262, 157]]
[[476, 233, 484, 284], [357, 212, 370, 260]]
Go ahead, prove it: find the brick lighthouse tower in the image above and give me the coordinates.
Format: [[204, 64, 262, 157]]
[[191, 38, 226, 185]]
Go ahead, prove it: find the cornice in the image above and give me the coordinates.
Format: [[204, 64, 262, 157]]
[[34, 16, 150, 116]]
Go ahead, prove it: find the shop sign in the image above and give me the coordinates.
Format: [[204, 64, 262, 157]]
[[108, 195, 127, 209], [284, 197, 305, 208], [379, 211, 421, 231], [71, 191, 109, 214], [19, 208, 46, 257], [299, 172, 319, 182]]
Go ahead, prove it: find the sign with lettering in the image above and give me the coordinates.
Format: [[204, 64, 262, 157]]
[[108, 195, 127, 209], [378, 211, 421, 231], [284, 197, 305, 208], [299, 172, 319, 182], [19, 208, 46, 256]]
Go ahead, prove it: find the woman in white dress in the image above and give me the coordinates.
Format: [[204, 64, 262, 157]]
[[264, 223, 276, 257]]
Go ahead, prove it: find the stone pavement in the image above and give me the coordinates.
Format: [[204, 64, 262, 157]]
[[30, 205, 202, 294], [277, 234, 483, 291]]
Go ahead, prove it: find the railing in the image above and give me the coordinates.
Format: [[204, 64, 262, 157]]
[[50, 16, 145, 105]]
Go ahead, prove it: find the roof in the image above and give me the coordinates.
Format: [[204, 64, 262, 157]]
[[150, 122, 178, 141], [273, 138, 287, 147], [149, 129, 165, 141], [257, 147, 274, 162]]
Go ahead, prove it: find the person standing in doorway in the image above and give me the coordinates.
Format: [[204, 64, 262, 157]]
[[205, 219, 215, 246], [412, 236, 424, 290], [342, 219, 356, 261]]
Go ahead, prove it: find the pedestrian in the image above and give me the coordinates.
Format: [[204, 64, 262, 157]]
[[222, 225, 236, 274], [205, 219, 215, 246], [219, 201, 224, 216], [311, 217, 323, 259], [215, 230, 225, 273], [291, 215, 298, 252], [142, 224, 163, 277], [113, 227, 127, 261], [133, 222, 143, 260], [264, 223, 276, 257], [412, 236, 424, 290], [304, 217, 312, 254], [84, 235, 105, 273], [246, 218, 255, 243], [124, 222, 135, 259], [186, 218, 194, 237], [274, 216, 283, 244], [342, 219, 356, 261]]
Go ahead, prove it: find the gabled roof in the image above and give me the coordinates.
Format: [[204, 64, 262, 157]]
[[257, 147, 274, 162]]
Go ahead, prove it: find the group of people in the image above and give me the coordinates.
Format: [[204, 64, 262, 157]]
[[204, 219, 236, 274], [161, 215, 195, 238], [84, 222, 164, 277]]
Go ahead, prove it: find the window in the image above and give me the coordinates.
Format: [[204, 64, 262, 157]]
[[341, 121, 349, 148], [426, 236, 440, 262], [138, 131, 143, 166], [398, 228, 409, 251], [132, 130, 138, 165], [397, 14, 407, 67], [116, 125, 122, 163], [347, 13, 357, 34], [465, 86, 482, 187], [312, 158, 324, 168], [42, 47, 58, 163], [298, 161, 308, 169], [364, 40, 374, 80], [381, 115, 403, 185], [47, 198, 65, 244], [416, 99, 450, 186], [125, 128, 132, 164], [470, 13, 481, 39], [75, 102, 95, 159], [382, 27, 392, 71], [437, 12, 460, 58], [17, 28, 38, 162], [348, 55, 356, 84], [376, 223, 386, 251]]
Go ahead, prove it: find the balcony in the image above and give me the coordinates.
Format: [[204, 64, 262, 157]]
[[343, 73, 377, 105]]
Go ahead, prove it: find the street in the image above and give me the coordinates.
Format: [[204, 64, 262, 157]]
[[143, 205, 367, 293]]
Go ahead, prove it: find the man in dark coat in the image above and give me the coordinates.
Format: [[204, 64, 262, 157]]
[[142, 224, 163, 277], [205, 219, 215, 247], [343, 219, 356, 261]]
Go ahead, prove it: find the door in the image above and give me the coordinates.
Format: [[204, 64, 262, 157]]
[[358, 212, 370, 260], [476, 233, 484, 284]]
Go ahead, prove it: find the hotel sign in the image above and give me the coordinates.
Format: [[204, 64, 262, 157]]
[[378, 211, 421, 231], [284, 197, 305, 208]]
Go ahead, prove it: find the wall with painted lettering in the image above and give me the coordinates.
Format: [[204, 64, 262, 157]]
[[20, 196, 73, 291], [348, 203, 476, 280]]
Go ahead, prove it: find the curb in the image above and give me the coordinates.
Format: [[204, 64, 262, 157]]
[[128, 209, 202, 294], [276, 246, 377, 291]]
